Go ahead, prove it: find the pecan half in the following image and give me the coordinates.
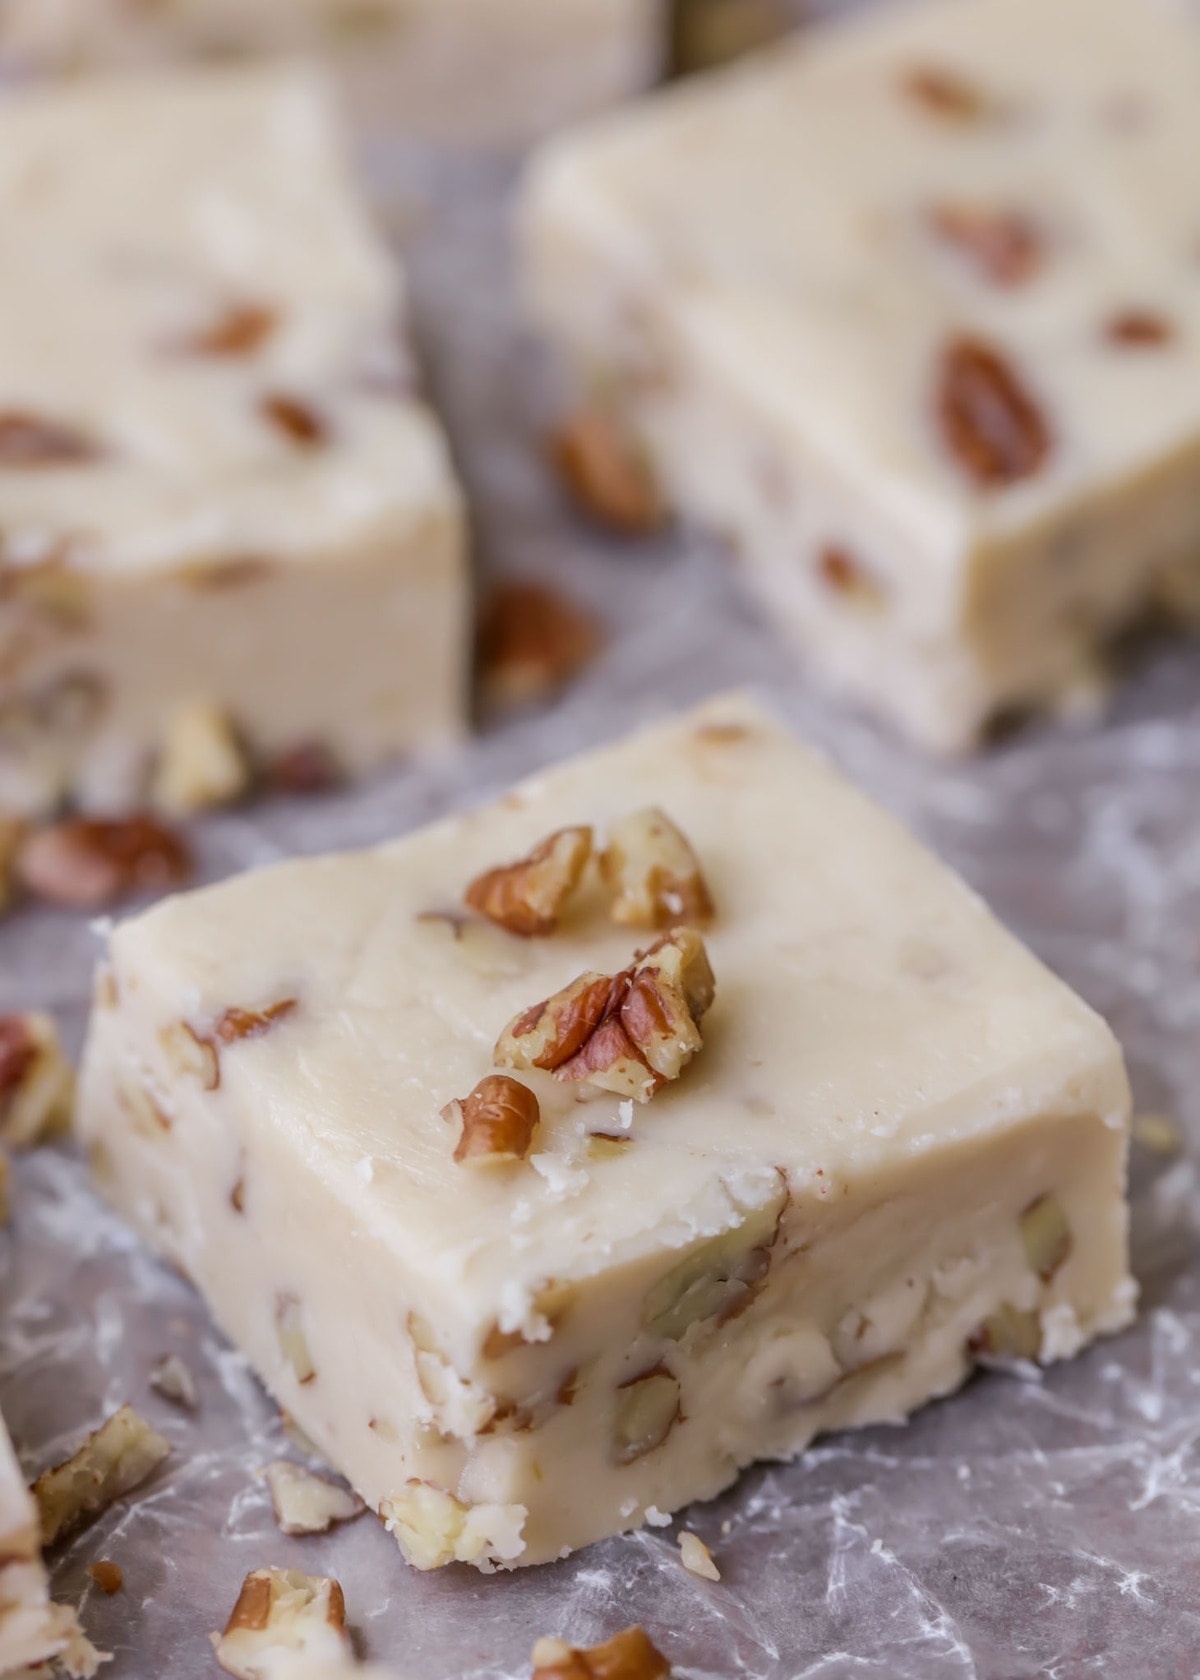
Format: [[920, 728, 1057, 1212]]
[[935, 335, 1052, 488], [16, 815, 191, 911], [902, 65, 990, 121], [550, 406, 666, 536], [181, 302, 278, 357], [928, 204, 1042, 287], [1104, 309, 1174, 347], [448, 1075, 540, 1166], [0, 411, 101, 468], [260, 393, 328, 448], [532, 1627, 672, 1680], [465, 825, 593, 938], [495, 929, 715, 1104], [601, 808, 714, 929], [477, 579, 602, 710]]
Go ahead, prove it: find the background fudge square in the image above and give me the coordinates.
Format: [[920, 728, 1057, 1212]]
[[0, 0, 666, 148], [77, 694, 1133, 1572], [522, 0, 1200, 752], [0, 66, 467, 821]]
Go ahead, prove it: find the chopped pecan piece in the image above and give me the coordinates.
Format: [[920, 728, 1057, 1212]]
[[679, 1531, 721, 1581], [613, 1365, 681, 1466], [215, 1567, 350, 1679], [265, 740, 344, 796], [532, 1627, 672, 1680], [151, 701, 251, 816], [903, 65, 990, 121], [1104, 309, 1174, 347], [447, 1074, 540, 1166], [0, 411, 101, 468], [264, 1462, 365, 1536], [477, 579, 603, 709], [16, 815, 191, 911], [0, 1011, 74, 1148], [1020, 1192, 1071, 1281], [928, 203, 1042, 286], [181, 302, 277, 357], [33, 1405, 171, 1547], [936, 335, 1052, 488], [601, 808, 714, 929], [495, 929, 715, 1104], [551, 406, 666, 536], [148, 1352, 198, 1411], [260, 393, 328, 447], [87, 1560, 123, 1595], [380, 1482, 526, 1571], [214, 1000, 298, 1045], [817, 544, 885, 609], [465, 825, 593, 937], [276, 1294, 316, 1385]]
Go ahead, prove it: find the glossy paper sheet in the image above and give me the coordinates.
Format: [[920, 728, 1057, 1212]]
[[2, 119, 1200, 1680]]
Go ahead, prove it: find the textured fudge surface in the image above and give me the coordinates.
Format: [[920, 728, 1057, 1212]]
[[78, 694, 1134, 1567], [0, 1410, 77, 1672], [522, 0, 1200, 748], [0, 67, 465, 812], [0, 0, 664, 146]]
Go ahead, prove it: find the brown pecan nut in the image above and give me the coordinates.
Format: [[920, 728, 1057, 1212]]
[[1104, 309, 1174, 347], [260, 393, 328, 448], [465, 825, 593, 938], [550, 406, 666, 536], [264, 739, 344, 796], [180, 302, 278, 357], [935, 335, 1052, 488], [0, 1010, 74, 1148], [16, 815, 191, 911], [902, 65, 990, 121], [928, 204, 1042, 287], [477, 579, 603, 711], [495, 929, 714, 1104], [817, 544, 885, 609], [612, 1365, 682, 1466], [532, 1627, 672, 1680], [0, 411, 101, 468], [216, 1567, 349, 1680], [448, 1074, 540, 1166], [151, 701, 251, 817], [214, 1000, 298, 1045], [601, 808, 714, 930]]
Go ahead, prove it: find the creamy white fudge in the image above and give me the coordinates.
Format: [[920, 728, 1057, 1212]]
[[0, 0, 664, 147], [0, 67, 466, 818], [76, 694, 1135, 1568], [523, 0, 1200, 751], [0, 1412, 82, 1675]]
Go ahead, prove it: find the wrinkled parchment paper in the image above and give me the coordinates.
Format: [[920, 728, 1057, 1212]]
[[4, 92, 1200, 1680]]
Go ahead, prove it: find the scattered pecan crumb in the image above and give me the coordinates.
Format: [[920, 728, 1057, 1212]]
[[817, 545, 885, 608], [679, 1531, 720, 1581], [1104, 309, 1174, 347], [16, 815, 191, 911], [181, 302, 278, 357], [260, 393, 328, 448], [87, 1560, 123, 1595], [601, 808, 714, 930], [215, 1568, 350, 1680], [531, 1627, 671, 1680], [0, 1011, 74, 1149], [263, 1462, 365, 1536], [152, 701, 252, 817], [902, 65, 990, 121], [32, 1405, 171, 1547], [936, 335, 1052, 488], [447, 1074, 540, 1166], [0, 411, 101, 468], [550, 406, 666, 536], [149, 1352, 198, 1412], [477, 580, 603, 710], [465, 826, 593, 938], [495, 928, 715, 1104], [928, 203, 1043, 286], [265, 740, 344, 797]]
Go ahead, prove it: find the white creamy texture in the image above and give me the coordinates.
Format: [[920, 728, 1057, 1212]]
[[0, 1410, 79, 1673], [0, 0, 664, 146], [521, 0, 1200, 749], [77, 694, 1134, 1566], [0, 67, 467, 811]]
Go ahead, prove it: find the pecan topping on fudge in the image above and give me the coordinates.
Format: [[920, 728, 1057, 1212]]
[[550, 405, 667, 536], [494, 928, 715, 1103], [936, 335, 1052, 488], [447, 1074, 541, 1166], [601, 808, 714, 929], [466, 825, 594, 937]]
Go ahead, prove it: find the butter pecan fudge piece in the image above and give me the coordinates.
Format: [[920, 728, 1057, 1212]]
[[522, 0, 1200, 751], [0, 66, 466, 819], [76, 693, 1133, 1568], [0, 0, 665, 149], [0, 1411, 98, 1675]]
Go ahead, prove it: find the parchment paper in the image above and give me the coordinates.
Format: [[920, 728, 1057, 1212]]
[[3, 76, 1200, 1680]]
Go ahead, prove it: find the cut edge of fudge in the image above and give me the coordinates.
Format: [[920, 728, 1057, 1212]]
[[76, 691, 1135, 1568]]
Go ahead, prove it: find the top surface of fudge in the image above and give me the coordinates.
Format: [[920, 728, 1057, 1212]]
[[0, 66, 455, 576], [106, 693, 1124, 1331], [528, 0, 1200, 549]]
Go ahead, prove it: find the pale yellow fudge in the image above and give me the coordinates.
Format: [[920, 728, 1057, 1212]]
[[76, 694, 1135, 1569], [522, 0, 1200, 751], [0, 1412, 92, 1677], [0, 0, 665, 147], [0, 66, 466, 819]]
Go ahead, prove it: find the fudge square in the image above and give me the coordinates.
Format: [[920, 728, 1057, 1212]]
[[0, 67, 466, 819], [0, 0, 664, 149], [77, 694, 1134, 1569], [522, 0, 1200, 752]]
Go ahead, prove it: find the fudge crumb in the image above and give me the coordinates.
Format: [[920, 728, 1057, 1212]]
[[679, 1531, 721, 1581], [262, 1461, 365, 1536], [149, 1353, 198, 1412]]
